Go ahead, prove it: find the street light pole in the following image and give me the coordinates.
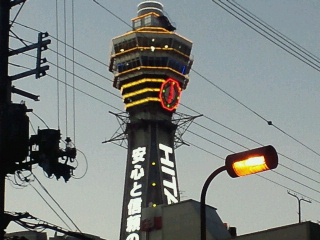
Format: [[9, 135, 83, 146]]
[[200, 166, 226, 240], [200, 146, 278, 240]]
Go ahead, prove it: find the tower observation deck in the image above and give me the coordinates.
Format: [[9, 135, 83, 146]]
[[108, 2, 193, 240]]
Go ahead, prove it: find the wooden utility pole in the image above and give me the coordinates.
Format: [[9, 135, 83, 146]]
[[0, 0, 11, 240]]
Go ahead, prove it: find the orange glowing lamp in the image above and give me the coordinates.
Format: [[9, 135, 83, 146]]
[[225, 145, 278, 178]]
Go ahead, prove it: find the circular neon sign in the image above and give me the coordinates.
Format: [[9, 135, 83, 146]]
[[159, 78, 182, 111]]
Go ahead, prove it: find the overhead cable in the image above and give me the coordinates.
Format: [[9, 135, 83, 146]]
[[33, 174, 83, 233], [211, 0, 320, 72]]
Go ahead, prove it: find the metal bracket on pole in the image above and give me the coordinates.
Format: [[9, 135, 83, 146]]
[[9, 66, 49, 81], [11, 86, 39, 101], [9, 32, 51, 80]]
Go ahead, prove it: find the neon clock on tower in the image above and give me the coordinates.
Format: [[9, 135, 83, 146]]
[[159, 78, 182, 111]]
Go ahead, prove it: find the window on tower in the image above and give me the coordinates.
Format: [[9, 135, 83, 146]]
[[137, 36, 172, 49], [168, 59, 187, 74], [141, 56, 168, 67], [134, 19, 141, 29], [117, 57, 141, 73], [172, 40, 191, 55], [145, 15, 152, 26], [114, 38, 138, 54]]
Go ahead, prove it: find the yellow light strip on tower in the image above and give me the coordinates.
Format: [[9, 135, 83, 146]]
[[136, 28, 193, 43], [123, 88, 160, 99], [112, 28, 192, 42], [112, 28, 168, 40], [136, 27, 170, 33], [116, 66, 189, 79], [131, 12, 160, 21], [125, 97, 161, 109], [112, 46, 190, 59], [121, 79, 165, 92]]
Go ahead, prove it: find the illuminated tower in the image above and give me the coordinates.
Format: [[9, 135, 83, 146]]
[[109, 2, 193, 240]]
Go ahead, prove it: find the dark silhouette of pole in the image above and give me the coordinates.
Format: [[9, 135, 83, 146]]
[[0, 1, 10, 240], [287, 191, 311, 223], [200, 166, 226, 240]]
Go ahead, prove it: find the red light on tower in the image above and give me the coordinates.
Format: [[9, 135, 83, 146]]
[[159, 78, 182, 111]]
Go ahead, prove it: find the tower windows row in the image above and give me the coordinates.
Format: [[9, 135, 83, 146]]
[[117, 56, 188, 74], [114, 38, 137, 54], [117, 57, 141, 73], [113, 37, 191, 56]]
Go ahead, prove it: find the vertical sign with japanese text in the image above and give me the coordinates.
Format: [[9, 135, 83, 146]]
[[125, 146, 146, 240]]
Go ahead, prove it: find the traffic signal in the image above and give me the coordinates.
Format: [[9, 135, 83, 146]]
[[225, 145, 278, 178]]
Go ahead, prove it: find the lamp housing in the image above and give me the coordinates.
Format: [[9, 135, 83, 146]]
[[225, 145, 278, 178]]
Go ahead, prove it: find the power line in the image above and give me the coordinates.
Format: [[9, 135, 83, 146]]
[[229, 0, 320, 66], [191, 68, 270, 122], [188, 130, 235, 153], [63, 0, 68, 137], [30, 183, 73, 231], [47, 73, 122, 112], [72, 0, 76, 144], [92, 0, 132, 28], [11, 21, 109, 68], [47, 59, 120, 100], [16, 171, 72, 230], [258, 174, 320, 205], [33, 174, 83, 233], [211, 0, 320, 72], [56, 0, 61, 130], [180, 103, 261, 146]]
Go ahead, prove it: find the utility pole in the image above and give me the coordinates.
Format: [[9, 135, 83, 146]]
[[288, 191, 312, 223], [0, 1, 76, 239], [0, 1, 11, 240]]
